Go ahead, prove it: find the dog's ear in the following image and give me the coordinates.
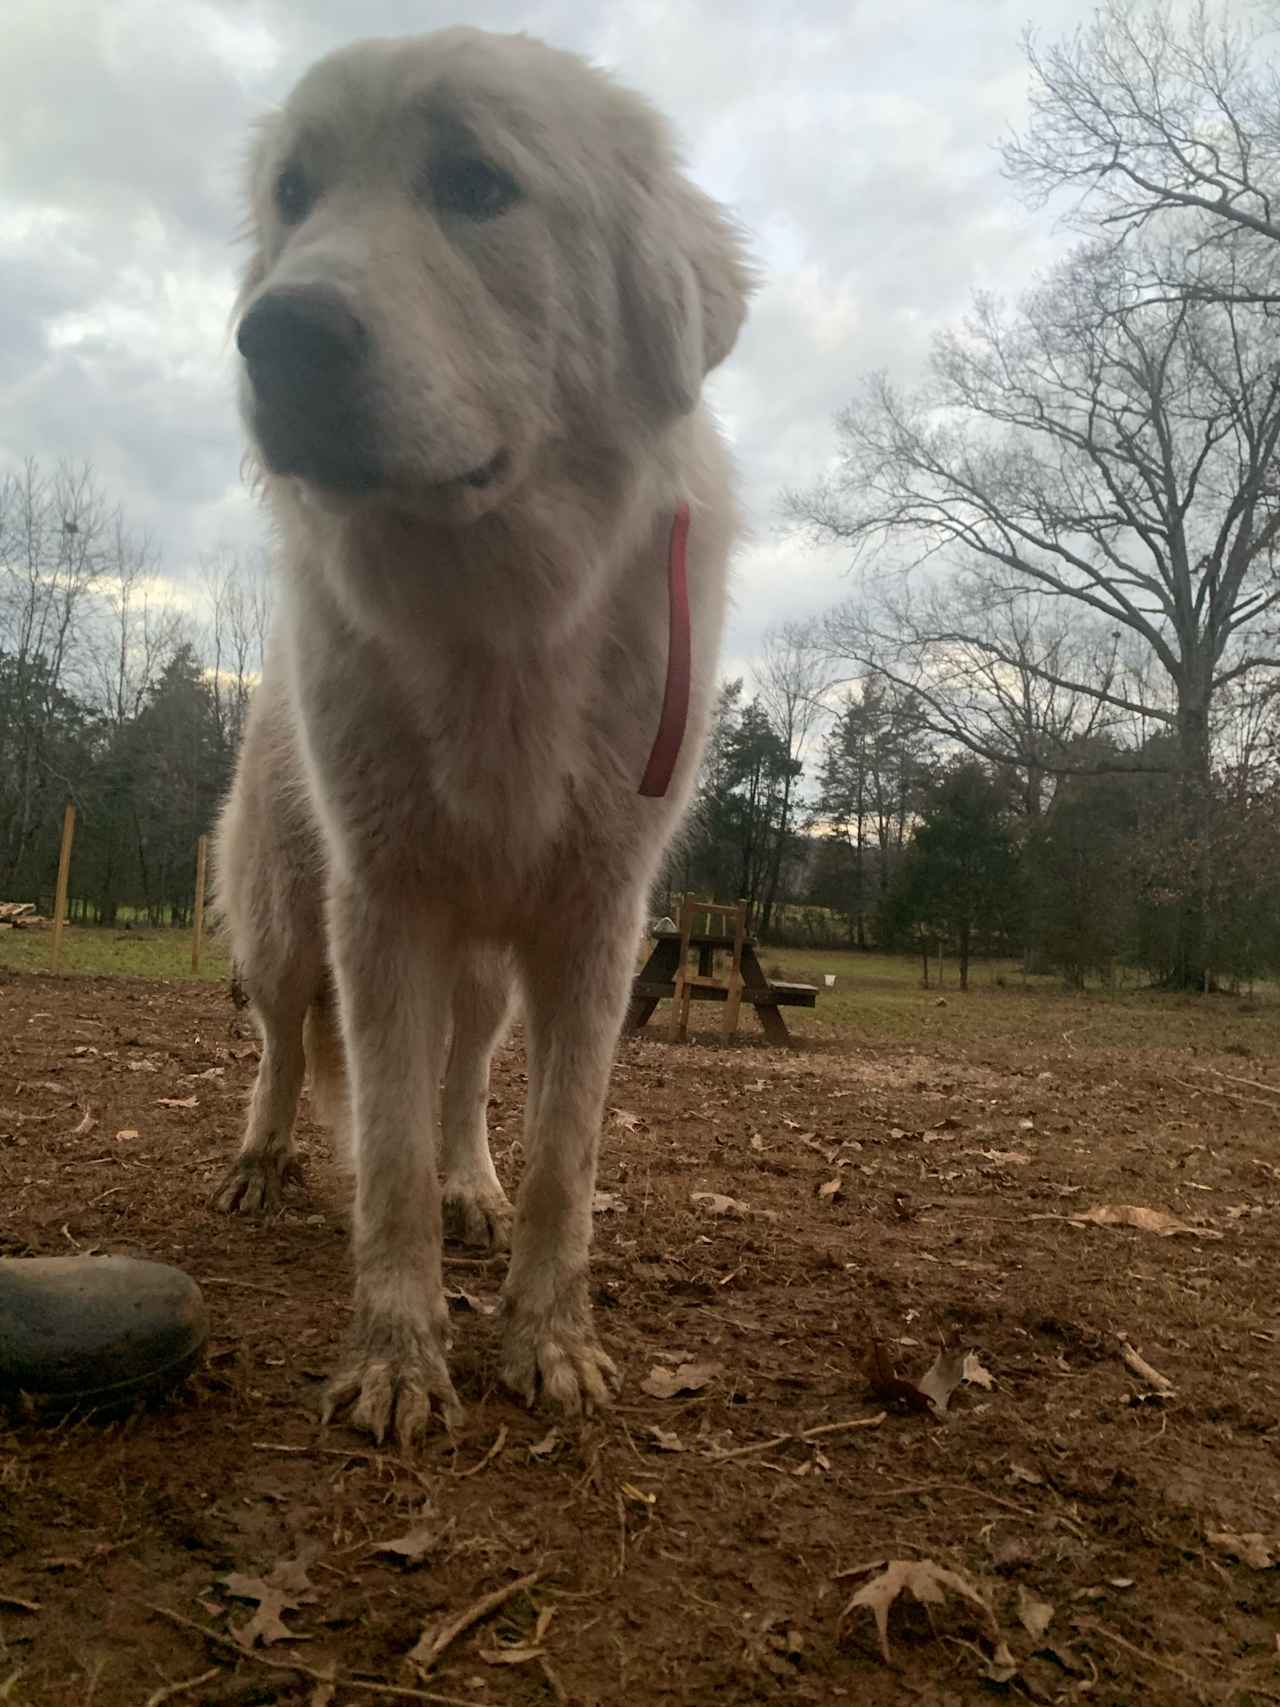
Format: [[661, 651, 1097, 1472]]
[[616, 143, 754, 419]]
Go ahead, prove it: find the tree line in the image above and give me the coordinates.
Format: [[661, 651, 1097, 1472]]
[[0, 458, 266, 925]]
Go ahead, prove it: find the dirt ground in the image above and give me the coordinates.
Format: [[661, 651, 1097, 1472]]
[[0, 968, 1277, 1707]]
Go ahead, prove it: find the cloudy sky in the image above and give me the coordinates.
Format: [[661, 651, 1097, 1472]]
[[2, 0, 1099, 682]]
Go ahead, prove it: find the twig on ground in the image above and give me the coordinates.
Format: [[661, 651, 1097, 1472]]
[[711, 1411, 887, 1462], [453, 1424, 508, 1480], [409, 1570, 543, 1673], [1073, 1615, 1206, 1702], [1196, 1064, 1280, 1097], [144, 1666, 222, 1707], [145, 1604, 495, 1706], [861, 1481, 1047, 1522]]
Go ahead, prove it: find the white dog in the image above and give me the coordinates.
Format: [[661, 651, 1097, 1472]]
[[211, 27, 751, 1446]]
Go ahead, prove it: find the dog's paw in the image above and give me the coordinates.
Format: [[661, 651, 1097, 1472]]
[[501, 1293, 618, 1413], [443, 1178, 513, 1252], [323, 1309, 460, 1445], [208, 1150, 303, 1214]]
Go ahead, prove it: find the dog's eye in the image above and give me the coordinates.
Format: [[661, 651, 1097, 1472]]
[[429, 157, 520, 220], [275, 164, 313, 225]]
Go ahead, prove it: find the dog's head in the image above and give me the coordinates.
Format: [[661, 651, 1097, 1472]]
[[235, 29, 752, 520]]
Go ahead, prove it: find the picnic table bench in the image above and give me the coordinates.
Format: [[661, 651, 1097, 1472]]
[[625, 928, 818, 1048]]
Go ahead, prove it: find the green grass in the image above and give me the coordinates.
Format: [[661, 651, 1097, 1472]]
[[762, 944, 1280, 1054], [4, 926, 1277, 1059], [0, 924, 231, 982]]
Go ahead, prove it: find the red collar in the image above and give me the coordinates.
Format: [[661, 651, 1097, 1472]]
[[638, 502, 692, 798]]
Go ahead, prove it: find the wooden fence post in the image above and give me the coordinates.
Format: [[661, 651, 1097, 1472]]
[[50, 802, 76, 973], [192, 835, 209, 974]]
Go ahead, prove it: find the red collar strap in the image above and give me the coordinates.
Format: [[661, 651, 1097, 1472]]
[[638, 501, 692, 798]]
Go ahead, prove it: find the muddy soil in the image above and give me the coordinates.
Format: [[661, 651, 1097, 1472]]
[[1, 970, 1277, 1706]]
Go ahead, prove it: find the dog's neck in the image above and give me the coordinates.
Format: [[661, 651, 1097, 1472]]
[[279, 424, 688, 663]]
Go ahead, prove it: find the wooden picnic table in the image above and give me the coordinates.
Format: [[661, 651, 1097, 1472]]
[[625, 929, 817, 1048]]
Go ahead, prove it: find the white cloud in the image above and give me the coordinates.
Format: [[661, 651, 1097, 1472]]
[[0, 0, 1097, 672]]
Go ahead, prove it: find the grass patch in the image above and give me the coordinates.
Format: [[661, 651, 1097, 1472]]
[[4, 928, 1277, 1060], [0, 925, 231, 983]]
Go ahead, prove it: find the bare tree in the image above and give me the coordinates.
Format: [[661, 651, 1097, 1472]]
[[1004, 1, 1280, 304], [201, 544, 272, 756], [0, 459, 113, 887], [824, 572, 1133, 816], [788, 224, 1280, 983], [753, 620, 834, 933]]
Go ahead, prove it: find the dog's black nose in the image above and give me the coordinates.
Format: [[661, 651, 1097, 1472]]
[[237, 289, 367, 377]]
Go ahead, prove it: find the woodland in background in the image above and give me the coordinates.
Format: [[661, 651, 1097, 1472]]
[[7, 4, 1280, 989]]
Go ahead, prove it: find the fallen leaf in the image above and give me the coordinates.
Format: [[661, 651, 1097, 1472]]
[[648, 1426, 684, 1452], [817, 1177, 843, 1201], [621, 1482, 656, 1505], [1108, 1577, 1135, 1589], [527, 1427, 561, 1459], [68, 1107, 97, 1137], [233, 1595, 296, 1648], [113, 1128, 139, 1142], [983, 1640, 1019, 1684], [1206, 1530, 1275, 1569], [609, 1108, 644, 1133], [690, 1191, 748, 1217], [220, 1558, 316, 1648], [961, 1352, 994, 1390], [917, 1349, 970, 1415], [1071, 1204, 1222, 1239], [0, 1595, 40, 1614], [1016, 1582, 1055, 1641], [640, 1360, 721, 1399], [157, 1094, 198, 1109], [866, 1339, 933, 1414], [373, 1522, 440, 1566], [592, 1191, 627, 1215], [842, 1558, 999, 1664], [125, 1059, 159, 1072], [1008, 1463, 1044, 1486]]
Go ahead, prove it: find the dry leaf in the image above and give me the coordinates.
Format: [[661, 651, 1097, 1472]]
[[1017, 1582, 1055, 1641], [1072, 1204, 1222, 1239], [527, 1428, 561, 1459], [113, 1128, 139, 1142], [1008, 1463, 1043, 1486], [690, 1191, 747, 1217], [157, 1094, 198, 1109], [648, 1426, 684, 1452], [843, 1558, 998, 1663], [961, 1351, 994, 1390], [592, 1191, 627, 1215], [817, 1178, 843, 1201], [1206, 1530, 1275, 1569], [866, 1339, 933, 1414], [220, 1558, 315, 1648], [374, 1522, 440, 1566], [68, 1107, 97, 1137], [917, 1349, 969, 1415], [609, 1108, 644, 1133], [0, 1595, 40, 1614], [640, 1360, 721, 1399]]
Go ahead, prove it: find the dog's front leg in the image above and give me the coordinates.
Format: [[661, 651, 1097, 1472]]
[[322, 884, 460, 1444], [501, 905, 636, 1411]]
